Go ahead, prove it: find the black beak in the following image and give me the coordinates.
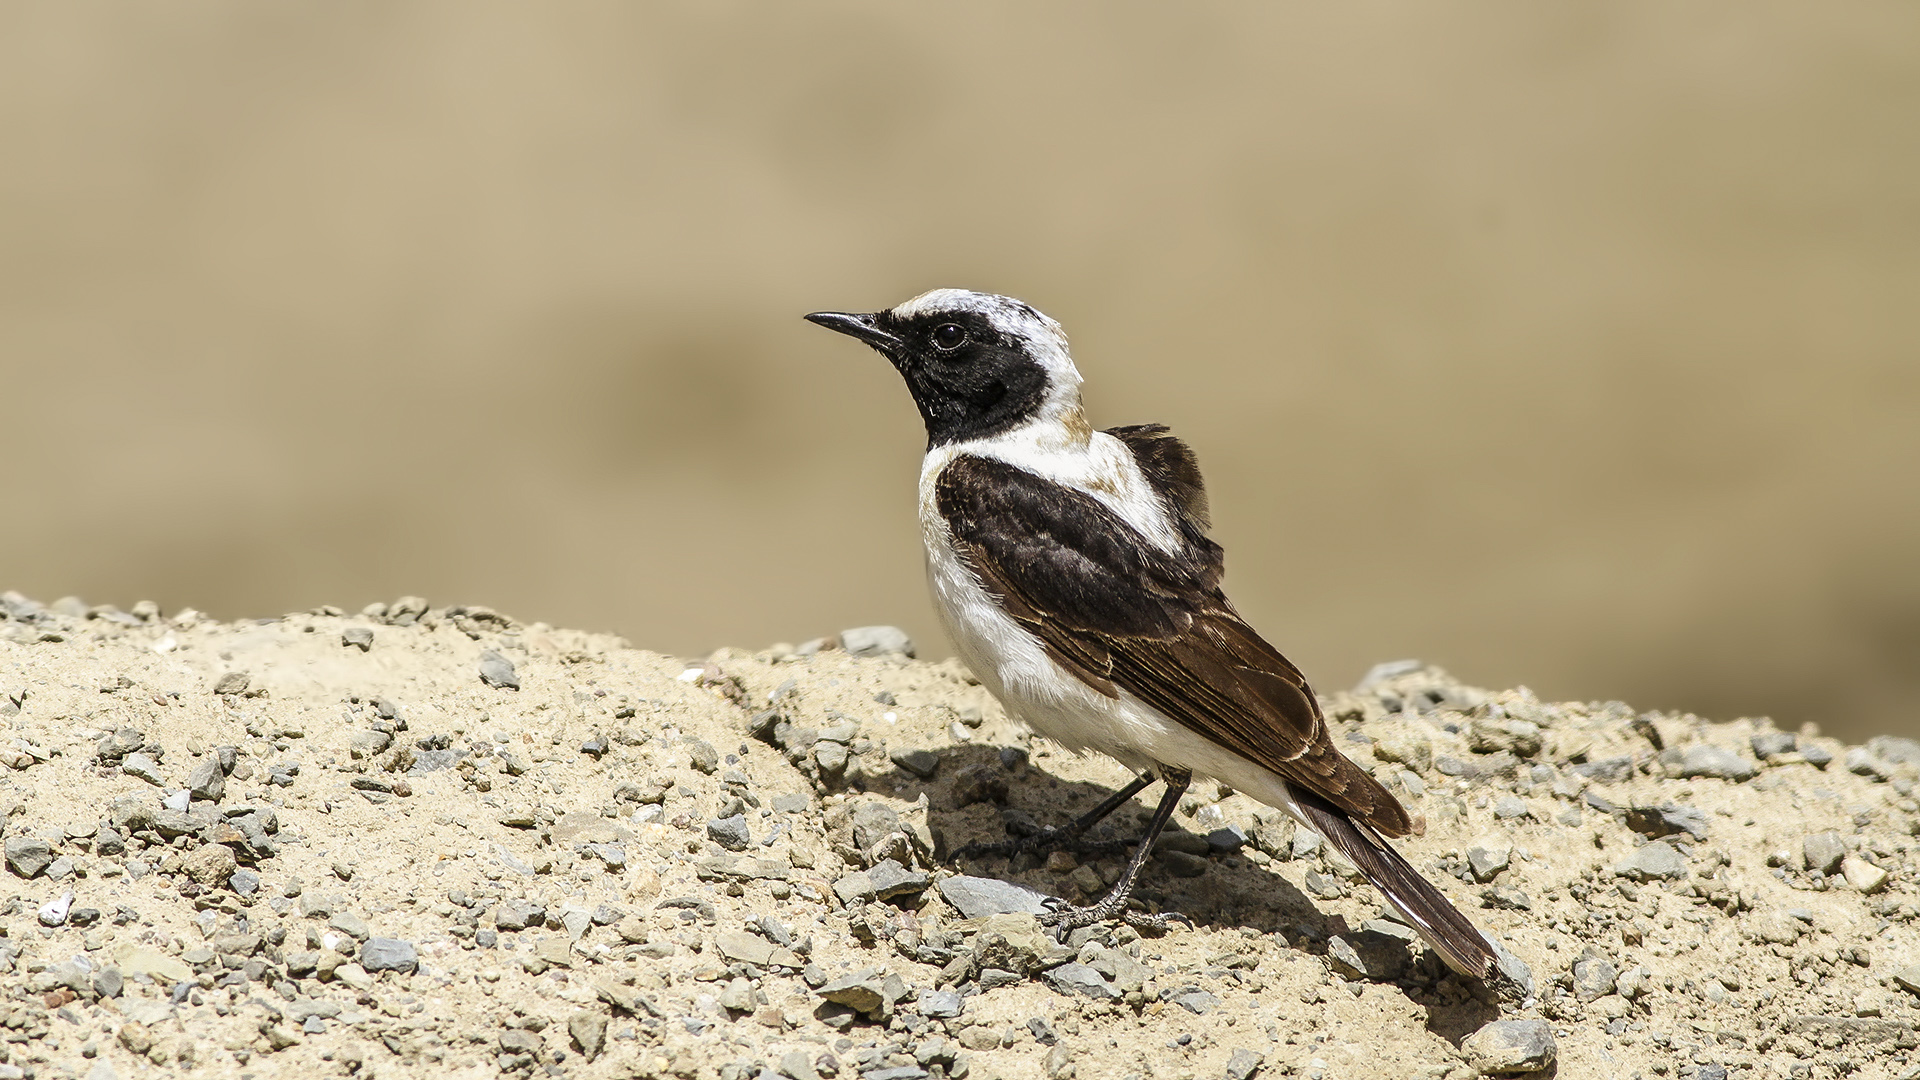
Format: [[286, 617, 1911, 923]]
[[804, 310, 901, 351]]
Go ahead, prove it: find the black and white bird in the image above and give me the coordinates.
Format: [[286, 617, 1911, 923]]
[[806, 289, 1497, 979]]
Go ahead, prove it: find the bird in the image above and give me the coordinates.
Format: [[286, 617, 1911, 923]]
[[805, 288, 1498, 980]]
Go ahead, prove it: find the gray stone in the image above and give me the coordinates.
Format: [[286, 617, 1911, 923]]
[[818, 720, 861, 744], [494, 900, 546, 932], [1224, 1048, 1264, 1080], [868, 858, 931, 900], [1571, 955, 1618, 1001], [1615, 841, 1688, 881], [978, 967, 1022, 989], [777, 1051, 819, 1080], [1482, 885, 1532, 910], [1894, 965, 1920, 996], [1045, 963, 1120, 999], [341, 627, 374, 652], [684, 738, 720, 774], [707, 815, 751, 852], [938, 875, 1053, 918], [891, 748, 941, 779], [93, 967, 124, 999], [121, 753, 166, 786], [841, 626, 915, 658], [568, 1009, 607, 1062], [1466, 836, 1512, 883], [747, 914, 791, 948], [1750, 731, 1797, 759], [1044, 960, 1121, 999], [1326, 923, 1414, 982], [1672, 745, 1757, 782], [1489, 938, 1535, 999], [152, 809, 200, 837], [5, 837, 53, 879], [832, 871, 876, 906], [715, 930, 798, 968], [1462, 1019, 1556, 1074], [1470, 717, 1543, 758], [816, 967, 902, 1019], [1803, 831, 1847, 875], [1570, 756, 1635, 783], [1303, 869, 1347, 899], [186, 759, 226, 802], [1493, 796, 1530, 820], [585, 842, 627, 870], [360, 938, 417, 973], [919, 989, 963, 1019], [1846, 746, 1886, 779], [329, 911, 372, 940], [1869, 735, 1920, 765], [212, 672, 250, 696], [1623, 803, 1709, 842], [1206, 824, 1248, 853], [1172, 990, 1221, 1015], [97, 728, 146, 760], [477, 650, 519, 690], [1800, 741, 1834, 767], [814, 741, 848, 776], [498, 1029, 542, 1056], [1291, 827, 1323, 861]]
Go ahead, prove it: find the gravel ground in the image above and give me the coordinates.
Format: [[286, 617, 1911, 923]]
[[1, 592, 1918, 1080]]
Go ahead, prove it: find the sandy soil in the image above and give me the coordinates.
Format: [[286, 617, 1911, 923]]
[[0, 593, 1916, 1080]]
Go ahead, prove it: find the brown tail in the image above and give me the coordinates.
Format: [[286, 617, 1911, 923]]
[[1291, 784, 1496, 980]]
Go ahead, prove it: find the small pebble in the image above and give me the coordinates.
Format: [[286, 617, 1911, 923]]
[[840, 626, 915, 658], [360, 938, 418, 973], [1803, 832, 1847, 875], [707, 815, 752, 852], [1467, 835, 1513, 882], [38, 890, 73, 927], [891, 748, 941, 779], [1614, 841, 1689, 881], [1462, 1019, 1556, 1074]]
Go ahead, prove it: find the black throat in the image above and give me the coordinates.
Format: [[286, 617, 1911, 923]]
[[871, 309, 1051, 449]]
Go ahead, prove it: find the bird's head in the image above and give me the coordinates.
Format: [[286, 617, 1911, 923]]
[[806, 289, 1086, 449]]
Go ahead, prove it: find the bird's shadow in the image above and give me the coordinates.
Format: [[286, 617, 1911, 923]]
[[852, 744, 1509, 1022]]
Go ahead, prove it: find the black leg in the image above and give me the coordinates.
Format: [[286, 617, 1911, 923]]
[[1039, 766, 1191, 933], [952, 771, 1156, 864]]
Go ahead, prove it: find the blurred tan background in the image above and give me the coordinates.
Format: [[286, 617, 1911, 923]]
[[3, 3, 1916, 741]]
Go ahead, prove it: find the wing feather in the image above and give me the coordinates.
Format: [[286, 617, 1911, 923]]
[[936, 452, 1412, 836]]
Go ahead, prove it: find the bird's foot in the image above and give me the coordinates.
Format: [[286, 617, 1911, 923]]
[[1037, 895, 1189, 936]]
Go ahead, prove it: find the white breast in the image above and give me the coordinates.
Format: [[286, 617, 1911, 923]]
[[915, 420, 1306, 819]]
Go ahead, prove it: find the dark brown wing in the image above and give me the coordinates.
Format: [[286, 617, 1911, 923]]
[[1104, 424, 1210, 528], [934, 453, 1412, 837]]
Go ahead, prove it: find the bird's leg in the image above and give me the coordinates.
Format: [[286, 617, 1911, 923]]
[[1040, 767, 1191, 933], [951, 771, 1155, 865]]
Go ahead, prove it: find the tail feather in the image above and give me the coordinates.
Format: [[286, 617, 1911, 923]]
[[1291, 784, 1496, 980]]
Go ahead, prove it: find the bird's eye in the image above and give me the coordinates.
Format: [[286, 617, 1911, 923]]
[[931, 323, 967, 350]]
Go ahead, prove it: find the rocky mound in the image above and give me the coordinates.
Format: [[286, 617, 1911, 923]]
[[0, 592, 1916, 1080]]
